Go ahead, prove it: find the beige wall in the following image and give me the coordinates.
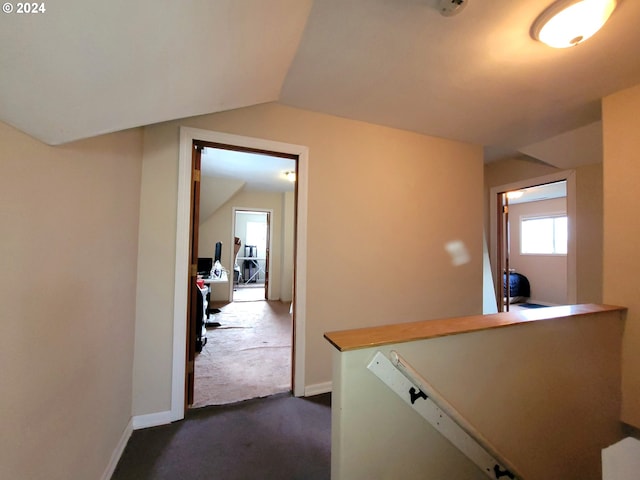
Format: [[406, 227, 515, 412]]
[[575, 162, 603, 304], [133, 103, 483, 415], [133, 125, 180, 415], [332, 311, 624, 479], [509, 197, 567, 305], [484, 156, 559, 236], [281, 191, 295, 302], [199, 188, 289, 301], [603, 82, 640, 428], [0, 122, 142, 479], [484, 156, 560, 187]]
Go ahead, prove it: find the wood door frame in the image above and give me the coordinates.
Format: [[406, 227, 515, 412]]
[[489, 170, 577, 310], [185, 143, 204, 407], [171, 127, 309, 422], [232, 208, 274, 300], [496, 192, 508, 312]]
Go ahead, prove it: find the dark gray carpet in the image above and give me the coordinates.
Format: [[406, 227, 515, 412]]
[[112, 393, 331, 480]]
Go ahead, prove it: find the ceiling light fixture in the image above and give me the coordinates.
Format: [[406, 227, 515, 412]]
[[506, 190, 524, 200], [531, 0, 617, 48], [284, 171, 296, 182]]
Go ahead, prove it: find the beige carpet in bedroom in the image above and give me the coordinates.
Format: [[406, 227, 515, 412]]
[[192, 299, 292, 408]]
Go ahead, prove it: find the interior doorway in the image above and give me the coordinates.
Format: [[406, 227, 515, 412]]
[[489, 171, 576, 312], [189, 142, 297, 408], [172, 127, 309, 422], [232, 209, 271, 302]]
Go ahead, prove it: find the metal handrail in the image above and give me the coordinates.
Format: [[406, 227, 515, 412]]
[[367, 350, 523, 480]]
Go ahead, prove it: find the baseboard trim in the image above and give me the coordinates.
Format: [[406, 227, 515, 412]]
[[304, 381, 332, 397], [101, 418, 132, 480], [132, 410, 173, 430]]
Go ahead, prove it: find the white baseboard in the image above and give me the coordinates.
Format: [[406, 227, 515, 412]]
[[132, 410, 173, 430], [101, 418, 132, 480], [304, 381, 332, 397]]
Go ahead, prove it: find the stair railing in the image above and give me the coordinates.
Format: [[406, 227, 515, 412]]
[[367, 350, 523, 480]]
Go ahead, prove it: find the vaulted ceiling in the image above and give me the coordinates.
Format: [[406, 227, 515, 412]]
[[2, 0, 639, 164]]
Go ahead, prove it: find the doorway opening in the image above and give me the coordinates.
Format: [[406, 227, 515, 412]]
[[172, 127, 309, 421], [189, 141, 297, 408], [233, 210, 270, 302], [489, 171, 576, 313]]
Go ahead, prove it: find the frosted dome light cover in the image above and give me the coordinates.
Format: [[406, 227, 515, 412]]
[[532, 0, 617, 48]]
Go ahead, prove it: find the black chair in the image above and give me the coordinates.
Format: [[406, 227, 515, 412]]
[[195, 286, 206, 352]]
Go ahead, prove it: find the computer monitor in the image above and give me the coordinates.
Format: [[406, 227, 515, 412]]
[[197, 257, 213, 275]]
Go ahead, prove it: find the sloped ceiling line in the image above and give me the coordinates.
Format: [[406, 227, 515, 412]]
[[1, 0, 639, 159]]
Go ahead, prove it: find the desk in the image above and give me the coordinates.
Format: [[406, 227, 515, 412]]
[[202, 270, 228, 285], [202, 271, 229, 310]]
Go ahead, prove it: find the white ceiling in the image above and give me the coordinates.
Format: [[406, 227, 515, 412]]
[[519, 121, 602, 169], [508, 180, 567, 205], [1, 0, 639, 167], [0, 0, 313, 145], [201, 148, 296, 192]]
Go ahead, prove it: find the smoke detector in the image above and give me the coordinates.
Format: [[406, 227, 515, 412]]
[[439, 0, 467, 17]]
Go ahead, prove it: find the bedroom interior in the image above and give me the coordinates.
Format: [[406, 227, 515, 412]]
[[193, 148, 296, 407], [498, 180, 568, 310], [193, 299, 292, 407]]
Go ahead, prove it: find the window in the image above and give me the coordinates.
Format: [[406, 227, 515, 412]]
[[521, 215, 567, 255], [246, 221, 267, 253]]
